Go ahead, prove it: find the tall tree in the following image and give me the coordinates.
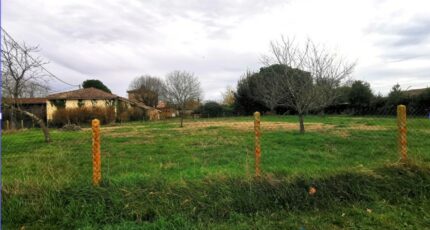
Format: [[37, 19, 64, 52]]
[[253, 64, 289, 113], [128, 75, 166, 107], [82, 79, 111, 93], [348, 80, 373, 113], [263, 36, 355, 133], [164, 70, 202, 127], [233, 71, 268, 115], [1, 35, 51, 141], [387, 84, 406, 107]]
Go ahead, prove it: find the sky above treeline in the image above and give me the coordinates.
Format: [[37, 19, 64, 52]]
[[3, 0, 430, 100]]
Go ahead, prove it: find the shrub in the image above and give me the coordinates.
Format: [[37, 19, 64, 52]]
[[62, 124, 82, 131], [51, 107, 115, 126], [118, 107, 147, 123], [198, 101, 235, 117]]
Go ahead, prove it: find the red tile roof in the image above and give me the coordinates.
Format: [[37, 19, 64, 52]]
[[47, 87, 117, 100], [3, 98, 47, 104]]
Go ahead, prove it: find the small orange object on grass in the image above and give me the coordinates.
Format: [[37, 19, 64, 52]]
[[308, 186, 317, 196]]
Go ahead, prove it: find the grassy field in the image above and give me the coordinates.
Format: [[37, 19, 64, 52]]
[[2, 115, 430, 229]]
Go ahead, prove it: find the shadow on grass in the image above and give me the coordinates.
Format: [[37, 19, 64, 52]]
[[3, 162, 430, 228]]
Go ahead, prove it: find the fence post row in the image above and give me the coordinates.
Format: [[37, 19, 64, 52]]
[[397, 105, 407, 161], [254, 111, 261, 177], [92, 119, 102, 186]]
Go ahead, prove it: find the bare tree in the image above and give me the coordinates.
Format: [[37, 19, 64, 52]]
[[128, 75, 166, 107], [2, 35, 51, 141], [262, 36, 355, 133], [2, 35, 49, 99], [164, 70, 202, 127]]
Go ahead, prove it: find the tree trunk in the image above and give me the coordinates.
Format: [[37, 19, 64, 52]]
[[270, 107, 276, 115], [21, 109, 51, 142], [180, 110, 184, 128], [298, 113, 305, 134], [6, 104, 51, 142], [9, 108, 17, 129]]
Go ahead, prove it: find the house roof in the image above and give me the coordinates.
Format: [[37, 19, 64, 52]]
[[3, 98, 47, 104], [47, 87, 117, 100], [46, 87, 159, 111], [404, 88, 429, 96], [127, 89, 140, 94], [118, 97, 159, 111]]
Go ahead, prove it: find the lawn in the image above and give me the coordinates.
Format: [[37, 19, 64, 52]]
[[2, 115, 430, 229]]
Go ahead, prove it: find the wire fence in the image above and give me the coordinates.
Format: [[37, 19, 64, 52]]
[[3, 104, 429, 185], [2, 104, 430, 228]]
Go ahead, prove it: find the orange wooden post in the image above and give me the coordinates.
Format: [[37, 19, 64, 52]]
[[397, 105, 407, 161], [254, 112, 261, 176], [92, 119, 102, 186]]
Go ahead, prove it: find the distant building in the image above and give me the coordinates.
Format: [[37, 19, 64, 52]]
[[156, 100, 178, 118], [127, 88, 180, 119], [3, 97, 47, 119], [46, 87, 160, 121], [404, 88, 429, 97]]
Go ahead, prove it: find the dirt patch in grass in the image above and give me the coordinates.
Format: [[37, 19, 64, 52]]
[[177, 121, 385, 137], [178, 121, 334, 132], [330, 130, 351, 138], [103, 130, 143, 138], [347, 124, 387, 131], [82, 120, 386, 138]]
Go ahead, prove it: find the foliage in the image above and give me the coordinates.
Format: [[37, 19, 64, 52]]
[[119, 107, 146, 123], [221, 86, 235, 106], [51, 107, 116, 126], [82, 79, 112, 93], [386, 84, 406, 107], [326, 84, 429, 116], [348, 81, 373, 107], [233, 72, 268, 115], [262, 37, 355, 133], [198, 101, 224, 117]]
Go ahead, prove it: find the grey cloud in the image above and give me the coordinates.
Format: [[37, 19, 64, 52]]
[[365, 14, 430, 63], [4, 0, 429, 100], [356, 64, 430, 95], [367, 16, 430, 47]]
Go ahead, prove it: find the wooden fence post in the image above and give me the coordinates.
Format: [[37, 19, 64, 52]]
[[21, 120, 24, 129], [92, 119, 102, 186], [397, 105, 407, 161], [254, 111, 261, 177], [6, 120, 10, 130]]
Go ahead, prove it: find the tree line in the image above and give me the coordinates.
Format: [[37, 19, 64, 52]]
[[233, 68, 430, 117]]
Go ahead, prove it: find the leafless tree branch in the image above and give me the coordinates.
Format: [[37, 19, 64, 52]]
[[164, 70, 202, 127]]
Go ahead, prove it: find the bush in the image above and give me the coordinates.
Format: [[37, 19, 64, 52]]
[[61, 124, 82, 131], [197, 102, 236, 118], [118, 107, 146, 123], [199, 101, 223, 117], [51, 107, 116, 126]]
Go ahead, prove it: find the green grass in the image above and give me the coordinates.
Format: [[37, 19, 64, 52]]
[[2, 115, 430, 229]]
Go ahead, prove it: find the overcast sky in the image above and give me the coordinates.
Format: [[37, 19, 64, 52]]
[[3, 0, 430, 100]]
